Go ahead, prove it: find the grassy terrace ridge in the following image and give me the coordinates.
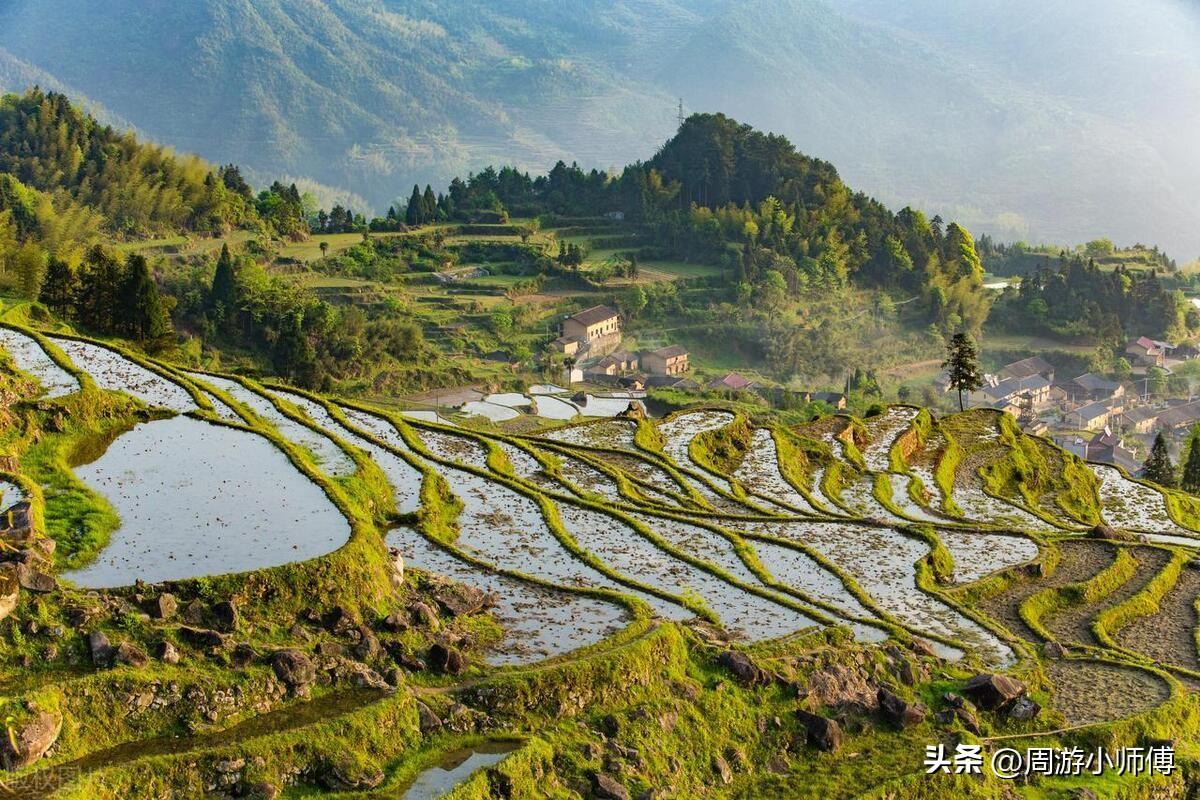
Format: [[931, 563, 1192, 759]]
[[0, 319, 1198, 796]]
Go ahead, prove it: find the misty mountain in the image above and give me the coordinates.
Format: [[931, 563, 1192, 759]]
[[1, 0, 1197, 258]]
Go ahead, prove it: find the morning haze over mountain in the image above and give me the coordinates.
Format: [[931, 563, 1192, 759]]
[[2, 0, 1198, 259]]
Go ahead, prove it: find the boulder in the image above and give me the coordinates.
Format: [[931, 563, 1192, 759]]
[[182, 599, 207, 625], [795, 709, 843, 752], [87, 630, 114, 667], [154, 640, 180, 664], [1088, 524, 1133, 542], [230, 643, 257, 668], [211, 600, 239, 631], [807, 664, 878, 712], [591, 772, 630, 800], [963, 674, 1027, 711], [427, 643, 466, 675], [415, 701, 443, 734], [1008, 697, 1041, 721], [317, 755, 384, 791], [716, 650, 768, 686], [270, 649, 316, 690], [1070, 789, 1098, 800], [407, 601, 440, 630], [149, 593, 178, 620], [15, 564, 55, 593], [178, 627, 228, 649], [430, 580, 492, 617], [712, 754, 733, 785], [114, 641, 148, 668], [380, 612, 409, 633], [1043, 641, 1066, 659], [324, 605, 358, 637], [877, 687, 926, 730], [0, 710, 61, 770]]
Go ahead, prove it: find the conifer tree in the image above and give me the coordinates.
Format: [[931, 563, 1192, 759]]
[[943, 332, 982, 411], [1143, 432, 1177, 488], [405, 185, 423, 226], [422, 184, 437, 221], [118, 254, 171, 343], [1181, 438, 1200, 494], [39, 257, 77, 315], [209, 244, 237, 320]]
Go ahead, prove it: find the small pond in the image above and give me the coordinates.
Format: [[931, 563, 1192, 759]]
[[0, 328, 78, 398], [399, 741, 521, 800], [63, 416, 351, 587]]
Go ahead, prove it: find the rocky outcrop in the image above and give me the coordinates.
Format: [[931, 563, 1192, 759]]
[[806, 664, 878, 713], [316, 755, 384, 791], [149, 593, 178, 620], [716, 650, 768, 686], [15, 563, 55, 593], [415, 701, 442, 734], [0, 710, 61, 770], [429, 579, 492, 618], [115, 641, 149, 668], [963, 674, 1027, 711], [88, 630, 114, 667], [592, 772, 630, 800], [795, 710, 843, 752], [1088, 524, 1134, 542], [271, 649, 316, 691], [427, 643, 466, 675], [877, 687, 926, 730]]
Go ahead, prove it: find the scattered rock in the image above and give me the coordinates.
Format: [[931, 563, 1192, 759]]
[[324, 605, 359, 637], [211, 600, 239, 631], [430, 579, 492, 617], [716, 650, 767, 686], [1043, 641, 1066, 659], [591, 772, 629, 800], [1069, 789, 1098, 800], [796, 709, 843, 752], [1088, 524, 1133, 542], [182, 599, 207, 625], [415, 701, 443, 734], [178, 627, 228, 650], [154, 640, 180, 664], [15, 564, 55, 593], [877, 687, 926, 730], [408, 601, 439, 631], [427, 643, 466, 675], [963, 674, 1026, 711], [1008, 697, 1041, 721], [807, 664, 877, 712], [114, 641, 148, 668], [0, 710, 61, 770], [88, 630, 114, 667], [230, 643, 257, 668], [380, 612, 409, 633], [712, 754, 733, 785], [149, 593, 178, 620], [909, 638, 939, 659], [270, 649, 316, 690], [317, 755, 384, 791]]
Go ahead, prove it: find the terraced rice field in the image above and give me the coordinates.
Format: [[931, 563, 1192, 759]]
[[4, 325, 1200, 734]]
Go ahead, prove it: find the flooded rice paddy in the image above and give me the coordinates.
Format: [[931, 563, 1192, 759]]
[[64, 416, 350, 587], [0, 328, 79, 397], [54, 337, 194, 411]]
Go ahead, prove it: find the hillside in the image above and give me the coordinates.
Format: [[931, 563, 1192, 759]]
[[1, 0, 1198, 258]]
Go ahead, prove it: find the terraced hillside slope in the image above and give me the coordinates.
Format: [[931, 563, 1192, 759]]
[[0, 314, 1197, 797]]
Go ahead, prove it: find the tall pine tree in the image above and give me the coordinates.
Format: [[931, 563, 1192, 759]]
[[942, 332, 982, 412], [209, 244, 237, 322], [118, 254, 170, 343], [1143, 432, 1177, 488], [405, 185, 423, 226], [39, 257, 77, 316], [1182, 438, 1200, 494]]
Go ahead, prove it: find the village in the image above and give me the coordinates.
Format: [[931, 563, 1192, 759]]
[[932, 337, 1200, 475]]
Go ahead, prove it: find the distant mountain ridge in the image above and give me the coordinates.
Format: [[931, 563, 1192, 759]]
[[1, 0, 1197, 258]]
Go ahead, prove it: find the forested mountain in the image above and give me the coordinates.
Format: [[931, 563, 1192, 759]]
[[0, 1, 1197, 258]]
